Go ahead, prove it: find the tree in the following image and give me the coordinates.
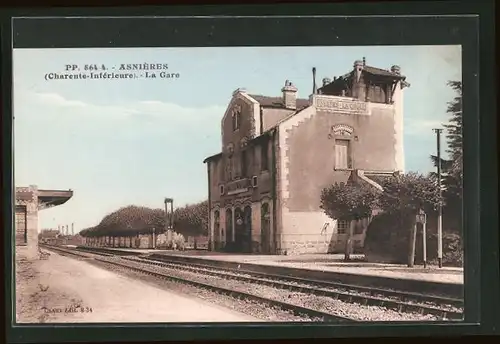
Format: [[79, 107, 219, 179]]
[[320, 181, 379, 260], [320, 181, 380, 220], [378, 172, 442, 216], [80, 206, 166, 241], [377, 172, 442, 266], [173, 200, 209, 238], [98, 205, 166, 237], [430, 81, 463, 222]]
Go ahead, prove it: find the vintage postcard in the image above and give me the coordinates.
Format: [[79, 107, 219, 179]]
[[13, 44, 464, 324]]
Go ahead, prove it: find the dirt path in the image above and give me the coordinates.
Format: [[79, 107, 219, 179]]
[[15, 250, 258, 323]]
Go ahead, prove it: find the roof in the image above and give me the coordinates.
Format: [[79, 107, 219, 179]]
[[364, 65, 405, 78], [249, 94, 310, 109], [363, 171, 397, 188], [203, 130, 275, 164], [203, 152, 223, 163], [319, 64, 407, 93], [366, 175, 395, 186], [339, 65, 405, 79], [37, 189, 73, 207]]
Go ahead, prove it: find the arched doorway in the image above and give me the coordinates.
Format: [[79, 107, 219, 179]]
[[261, 203, 271, 254], [214, 210, 220, 250], [225, 208, 233, 251], [234, 207, 244, 252], [243, 206, 252, 253]]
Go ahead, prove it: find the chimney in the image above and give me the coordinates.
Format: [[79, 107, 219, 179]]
[[71, 223, 74, 236], [232, 88, 247, 97], [390, 65, 401, 75], [354, 59, 364, 83], [312, 67, 317, 95], [354, 59, 364, 70], [362, 57, 366, 66], [282, 80, 298, 110]]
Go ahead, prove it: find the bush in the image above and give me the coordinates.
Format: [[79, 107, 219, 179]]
[[172, 232, 186, 250], [364, 212, 463, 267], [425, 232, 463, 267], [364, 212, 415, 264]]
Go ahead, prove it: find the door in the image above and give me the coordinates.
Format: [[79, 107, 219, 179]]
[[225, 208, 233, 251], [261, 203, 271, 254], [15, 206, 27, 246], [213, 210, 220, 250], [243, 206, 252, 253], [234, 208, 244, 252]]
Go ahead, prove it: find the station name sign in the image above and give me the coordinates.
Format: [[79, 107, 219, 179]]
[[226, 178, 251, 196], [313, 95, 369, 115], [16, 191, 34, 201]]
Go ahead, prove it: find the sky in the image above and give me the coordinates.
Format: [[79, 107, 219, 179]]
[[12, 45, 462, 232]]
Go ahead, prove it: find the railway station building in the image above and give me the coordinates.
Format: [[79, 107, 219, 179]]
[[15, 185, 73, 259], [203, 59, 410, 255]]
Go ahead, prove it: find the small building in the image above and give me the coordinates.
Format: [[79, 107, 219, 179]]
[[15, 185, 73, 259], [203, 59, 410, 255], [38, 229, 60, 245]]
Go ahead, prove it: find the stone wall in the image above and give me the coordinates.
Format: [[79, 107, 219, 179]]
[[15, 185, 39, 260]]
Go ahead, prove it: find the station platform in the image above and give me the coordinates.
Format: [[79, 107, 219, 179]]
[[77, 246, 464, 298], [17, 247, 258, 323]]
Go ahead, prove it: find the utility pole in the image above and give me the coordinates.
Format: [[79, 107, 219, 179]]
[[408, 220, 417, 268], [165, 198, 174, 247], [152, 227, 156, 249], [433, 128, 444, 268]]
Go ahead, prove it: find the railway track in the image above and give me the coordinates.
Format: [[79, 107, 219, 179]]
[[122, 255, 463, 320], [41, 245, 355, 323], [42, 245, 463, 321]]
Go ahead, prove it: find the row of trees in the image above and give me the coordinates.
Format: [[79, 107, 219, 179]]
[[320, 80, 463, 266], [79, 201, 209, 239]]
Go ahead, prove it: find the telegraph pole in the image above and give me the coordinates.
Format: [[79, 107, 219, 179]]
[[433, 128, 444, 268], [164, 198, 174, 247]]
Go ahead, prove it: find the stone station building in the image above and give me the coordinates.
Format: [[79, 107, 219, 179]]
[[15, 185, 73, 259], [204, 58, 410, 255]]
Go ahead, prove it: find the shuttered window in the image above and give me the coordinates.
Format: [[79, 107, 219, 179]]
[[335, 139, 350, 169]]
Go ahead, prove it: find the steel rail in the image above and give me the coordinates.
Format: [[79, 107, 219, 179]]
[[94, 256, 356, 323], [142, 254, 464, 308], [124, 255, 463, 320]]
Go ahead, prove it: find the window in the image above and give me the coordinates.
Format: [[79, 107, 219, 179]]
[[218, 161, 224, 182], [241, 150, 248, 177], [337, 220, 349, 234], [261, 144, 269, 171], [335, 139, 350, 169], [226, 157, 233, 180], [232, 110, 241, 131], [214, 211, 220, 242]]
